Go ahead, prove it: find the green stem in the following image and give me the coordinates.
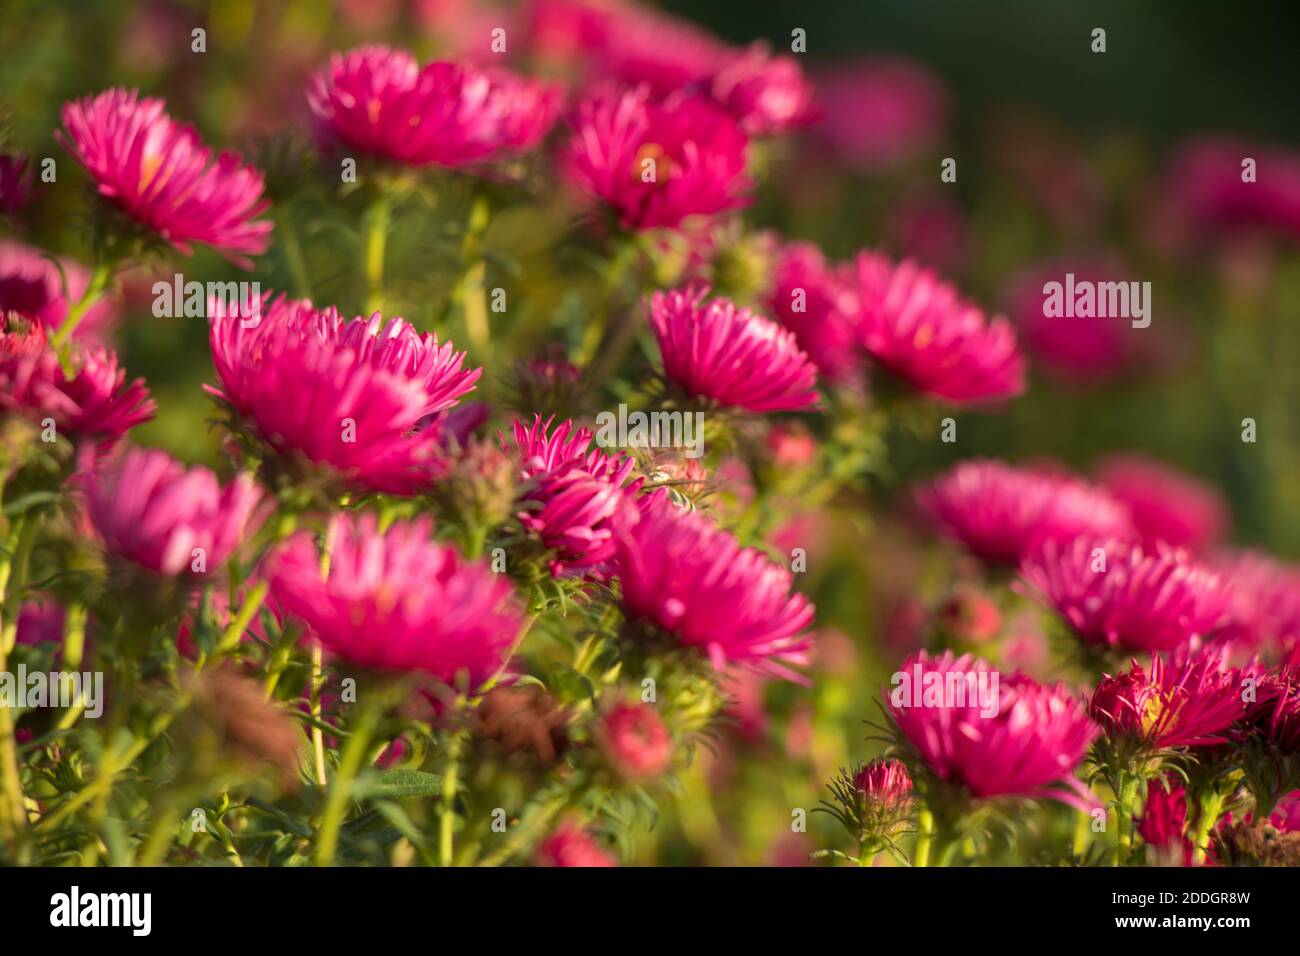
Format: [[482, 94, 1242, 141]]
[[1191, 790, 1226, 866], [440, 732, 462, 867], [277, 205, 313, 300], [51, 259, 112, 351], [315, 695, 382, 866], [913, 807, 934, 867], [364, 192, 392, 315], [1114, 772, 1141, 866]]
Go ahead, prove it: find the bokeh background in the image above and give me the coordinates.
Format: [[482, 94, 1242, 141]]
[[3, 0, 1297, 864]]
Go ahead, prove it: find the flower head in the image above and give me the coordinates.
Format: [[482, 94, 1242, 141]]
[[1, 317, 154, 452], [208, 293, 480, 495], [916, 459, 1134, 566], [811, 57, 947, 171], [86, 447, 265, 576], [1089, 644, 1248, 749], [0, 240, 121, 343], [0, 153, 36, 214], [561, 86, 752, 231], [267, 513, 521, 689], [1096, 455, 1229, 552], [765, 240, 859, 383], [58, 89, 271, 266], [1211, 551, 1300, 653], [852, 758, 914, 809], [307, 46, 561, 168], [1165, 137, 1300, 241], [1137, 777, 1195, 865], [851, 252, 1025, 405], [887, 650, 1098, 806], [596, 701, 673, 780], [616, 491, 814, 680], [1018, 537, 1232, 654], [535, 819, 618, 867], [649, 286, 819, 412]]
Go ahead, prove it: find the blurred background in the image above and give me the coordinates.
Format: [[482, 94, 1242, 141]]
[[2, 0, 1297, 864]]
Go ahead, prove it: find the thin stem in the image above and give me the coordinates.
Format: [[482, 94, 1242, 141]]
[[440, 731, 462, 867], [315, 695, 382, 866], [51, 259, 112, 351], [363, 192, 392, 315], [1191, 789, 1226, 866], [913, 807, 934, 867]]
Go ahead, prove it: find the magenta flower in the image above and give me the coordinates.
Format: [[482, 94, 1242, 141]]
[[1165, 137, 1300, 241], [887, 650, 1098, 807], [1137, 777, 1194, 865], [0, 240, 121, 343], [561, 86, 752, 232], [1243, 672, 1300, 753], [852, 758, 914, 809], [508, 415, 639, 577], [535, 819, 618, 867], [1, 318, 154, 452], [708, 46, 816, 137], [917, 459, 1134, 566], [267, 513, 521, 689], [57, 89, 271, 267], [596, 701, 673, 780], [307, 46, 561, 168], [1089, 644, 1248, 749], [765, 240, 860, 383], [1094, 454, 1229, 553], [649, 286, 819, 411], [86, 447, 265, 576], [812, 57, 948, 172], [208, 293, 480, 495], [1018, 537, 1232, 654], [851, 252, 1025, 405], [616, 491, 814, 680], [1211, 550, 1300, 653]]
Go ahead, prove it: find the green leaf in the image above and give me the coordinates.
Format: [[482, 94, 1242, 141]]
[[362, 769, 444, 799]]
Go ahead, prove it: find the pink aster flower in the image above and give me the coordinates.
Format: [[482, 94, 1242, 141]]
[[1089, 644, 1248, 749], [616, 491, 814, 681], [508, 415, 639, 577], [916, 459, 1135, 566], [1165, 137, 1300, 241], [852, 758, 914, 809], [0, 240, 121, 343], [1095, 454, 1229, 552], [560, 86, 752, 232], [765, 240, 860, 383], [887, 650, 1098, 807], [811, 57, 948, 172], [648, 286, 819, 411], [708, 46, 816, 137], [57, 89, 271, 267], [1211, 551, 1300, 653], [1243, 671, 1300, 753], [535, 819, 618, 867], [596, 701, 673, 780], [307, 46, 561, 168], [86, 447, 265, 576], [851, 251, 1025, 405], [1, 317, 154, 452], [208, 293, 480, 495], [267, 513, 521, 689], [1018, 537, 1232, 654]]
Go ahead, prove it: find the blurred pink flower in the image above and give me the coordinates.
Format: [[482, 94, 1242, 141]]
[[851, 252, 1025, 405], [852, 758, 913, 808], [1095, 454, 1229, 552], [1211, 550, 1300, 654], [16, 598, 66, 646], [535, 819, 617, 867], [649, 285, 819, 411], [765, 240, 859, 383], [617, 491, 814, 681], [86, 447, 265, 576], [1019, 537, 1232, 654], [561, 86, 751, 231], [58, 89, 271, 267], [0, 240, 121, 343], [916, 459, 1134, 566], [708, 46, 816, 137], [1089, 644, 1247, 749], [811, 57, 947, 171], [885, 192, 968, 272], [307, 46, 561, 168], [887, 650, 1098, 807], [1, 318, 154, 453], [1243, 671, 1300, 753], [1137, 777, 1194, 865], [268, 513, 521, 688], [1165, 137, 1300, 241], [596, 701, 673, 779], [208, 293, 480, 495]]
